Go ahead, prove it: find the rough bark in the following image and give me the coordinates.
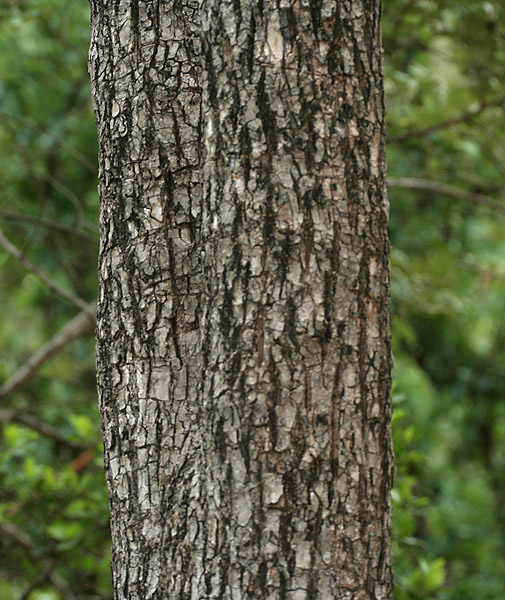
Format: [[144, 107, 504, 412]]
[[199, 1, 393, 599], [89, 2, 202, 598], [90, 1, 394, 599]]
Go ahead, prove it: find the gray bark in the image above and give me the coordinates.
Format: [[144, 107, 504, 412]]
[[90, 1, 393, 599], [89, 1, 203, 598], [199, 2, 393, 599]]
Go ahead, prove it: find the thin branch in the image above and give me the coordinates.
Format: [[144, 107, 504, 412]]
[[0, 226, 94, 316], [0, 410, 91, 450], [0, 111, 96, 174], [47, 235, 91, 297], [388, 95, 505, 143], [38, 16, 88, 60], [0, 522, 34, 555], [388, 177, 505, 215], [0, 302, 96, 402], [26, 169, 98, 235], [20, 561, 56, 600], [0, 211, 98, 242], [0, 523, 76, 600], [45, 570, 76, 600], [42, 172, 86, 229], [0, 113, 98, 235]]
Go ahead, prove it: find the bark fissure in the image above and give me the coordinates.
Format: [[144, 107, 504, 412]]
[[199, 1, 393, 598], [91, 0, 394, 598], [90, 1, 203, 598]]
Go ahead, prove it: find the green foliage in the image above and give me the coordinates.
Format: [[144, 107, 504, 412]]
[[0, 1, 105, 597], [384, 1, 505, 598], [0, 0, 504, 598]]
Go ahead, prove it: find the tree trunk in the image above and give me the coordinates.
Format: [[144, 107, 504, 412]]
[[89, 2, 203, 598], [90, 1, 394, 599]]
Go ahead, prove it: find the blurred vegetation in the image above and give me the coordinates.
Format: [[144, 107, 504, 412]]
[[0, 0, 504, 598]]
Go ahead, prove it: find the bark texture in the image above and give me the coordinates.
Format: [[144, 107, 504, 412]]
[[199, 1, 393, 599], [89, 1, 202, 598], [90, 1, 394, 599]]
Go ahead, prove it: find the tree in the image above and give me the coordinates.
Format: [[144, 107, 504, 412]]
[[89, 2, 394, 599], [3, 1, 505, 598]]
